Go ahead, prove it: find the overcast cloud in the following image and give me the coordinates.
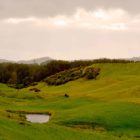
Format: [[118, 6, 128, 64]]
[[0, 0, 140, 60]]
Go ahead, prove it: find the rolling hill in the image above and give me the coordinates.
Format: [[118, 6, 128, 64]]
[[0, 63, 140, 140]]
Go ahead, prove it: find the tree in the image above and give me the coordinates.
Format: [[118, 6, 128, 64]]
[[8, 71, 17, 85]]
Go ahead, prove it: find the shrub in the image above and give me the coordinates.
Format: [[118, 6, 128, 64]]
[[45, 66, 101, 85], [82, 67, 100, 80]]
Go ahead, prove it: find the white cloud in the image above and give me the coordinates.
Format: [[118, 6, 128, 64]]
[[2, 8, 140, 31], [101, 23, 127, 30], [5, 17, 36, 24]]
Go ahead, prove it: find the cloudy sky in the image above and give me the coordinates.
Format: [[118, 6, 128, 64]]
[[0, 0, 140, 60]]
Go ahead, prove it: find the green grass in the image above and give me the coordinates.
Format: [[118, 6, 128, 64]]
[[0, 63, 140, 140]]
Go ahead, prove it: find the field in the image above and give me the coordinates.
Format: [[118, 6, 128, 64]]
[[0, 63, 140, 140]]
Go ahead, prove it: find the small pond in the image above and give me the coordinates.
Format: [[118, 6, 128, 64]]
[[26, 114, 50, 123]]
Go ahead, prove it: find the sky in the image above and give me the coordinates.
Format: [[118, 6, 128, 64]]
[[0, 0, 140, 60]]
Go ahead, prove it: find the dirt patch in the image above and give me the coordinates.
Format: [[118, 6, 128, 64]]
[[62, 122, 106, 132]]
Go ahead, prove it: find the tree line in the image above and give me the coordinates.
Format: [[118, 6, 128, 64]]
[[0, 58, 132, 88]]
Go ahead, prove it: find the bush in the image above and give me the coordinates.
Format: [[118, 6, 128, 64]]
[[44, 67, 83, 85], [82, 67, 100, 80], [45, 66, 101, 85]]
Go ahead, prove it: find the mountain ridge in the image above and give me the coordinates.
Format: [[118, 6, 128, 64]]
[[1, 56, 140, 64], [0, 57, 52, 64], [129, 56, 140, 61]]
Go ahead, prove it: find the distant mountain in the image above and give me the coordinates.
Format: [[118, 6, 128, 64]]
[[0, 57, 53, 64], [0, 59, 13, 63], [18, 57, 52, 64], [129, 57, 140, 62]]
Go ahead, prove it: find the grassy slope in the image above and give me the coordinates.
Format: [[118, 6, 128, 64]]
[[0, 63, 140, 140]]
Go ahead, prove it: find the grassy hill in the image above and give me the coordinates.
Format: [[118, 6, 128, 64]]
[[0, 63, 140, 140]]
